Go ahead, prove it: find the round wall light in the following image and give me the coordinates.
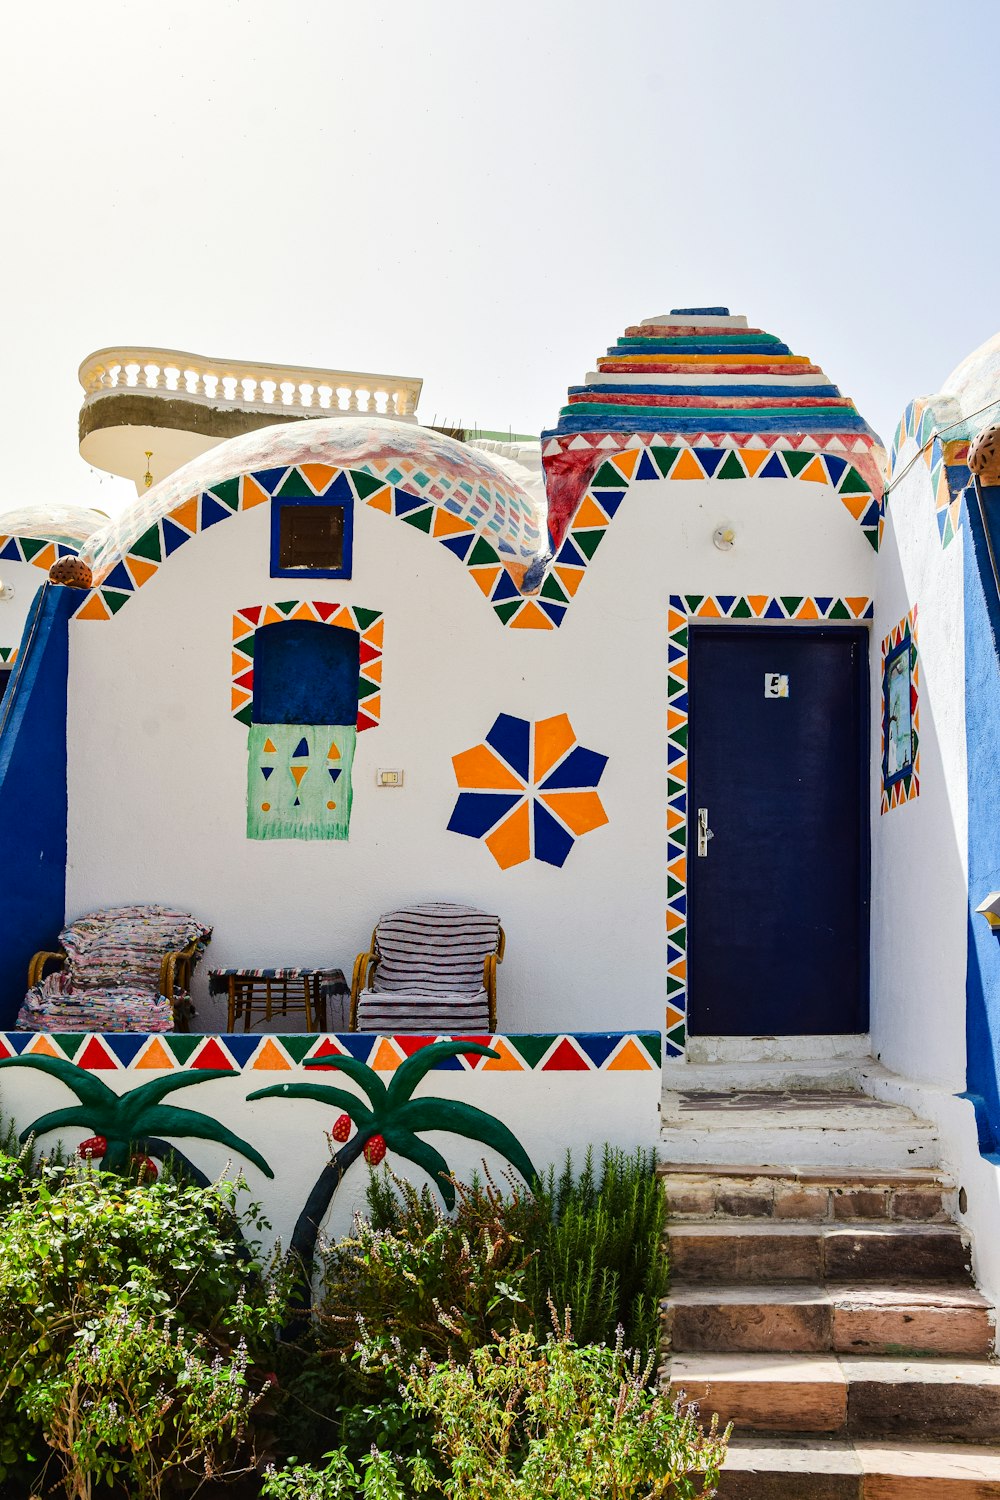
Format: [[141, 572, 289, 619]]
[[713, 526, 735, 551]]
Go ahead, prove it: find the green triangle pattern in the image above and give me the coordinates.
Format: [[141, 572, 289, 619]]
[[352, 607, 382, 630], [282, 1035, 320, 1064], [401, 507, 434, 533], [102, 590, 130, 615], [651, 447, 680, 477], [591, 461, 627, 489], [731, 598, 752, 618], [130, 525, 162, 562], [276, 469, 314, 497], [164, 1035, 201, 1065], [493, 600, 521, 625], [781, 597, 803, 616], [52, 1033, 87, 1060], [838, 466, 870, 495], [212, 477, 241, 510], [234, 704, 253, 727], [468, 537, 501, 567], [829, 600, 851, 620], [783, 451, 813, 477], [639, 1034, 662, 1066], [718, 450, 746, 480], [541, 574, 569, 603], [573, 529, 605, 560], [508, 1034, 558, 1069], [350, 469, 386, 500]]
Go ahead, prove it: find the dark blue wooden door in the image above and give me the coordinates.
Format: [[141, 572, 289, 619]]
[[688, 625, 869, 1036]]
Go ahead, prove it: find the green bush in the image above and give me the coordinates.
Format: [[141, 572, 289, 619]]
[[275, 1148, 667, 1469], [0, 1155, 287, 1498], [264, 1322, 728, 1500], [524, 1146, 669, 1351]]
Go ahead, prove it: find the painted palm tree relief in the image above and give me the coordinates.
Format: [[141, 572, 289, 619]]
[[0, 1057, 274, 1183], [248, 1040, 538, 1285]]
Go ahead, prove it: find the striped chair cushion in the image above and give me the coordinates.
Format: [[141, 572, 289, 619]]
[[356, 988, 491, 1035], [372, 903, 500, 996]]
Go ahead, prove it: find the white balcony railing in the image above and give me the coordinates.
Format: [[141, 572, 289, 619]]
[[79, 346, 422, 422]]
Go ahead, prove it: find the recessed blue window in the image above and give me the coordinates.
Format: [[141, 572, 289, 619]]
[[270, 497, 354, 579]]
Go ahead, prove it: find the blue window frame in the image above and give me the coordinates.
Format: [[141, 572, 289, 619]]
[[270, 495, 354, 579], [882, 633, 914, 789]]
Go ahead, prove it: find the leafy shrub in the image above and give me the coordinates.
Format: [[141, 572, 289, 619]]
[[274, 1172, 539, 1464], [265, 1319, 728, 1500], [0, 1157, 286, 1498], [275, 1148, 667, 1469], [524, 1146, 669, 1351]]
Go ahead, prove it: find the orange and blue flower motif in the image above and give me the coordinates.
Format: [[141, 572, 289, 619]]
[[448, 713, 608, 869]]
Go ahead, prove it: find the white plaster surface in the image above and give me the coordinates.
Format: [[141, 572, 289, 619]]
[[870, 446, 967, 1092], [63, 439, 875, 1037], [0, 560, 45, 654]]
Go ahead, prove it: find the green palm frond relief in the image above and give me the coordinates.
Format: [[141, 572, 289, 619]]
[[257, 1039, 540, 1292], [246, 1082, 375, 1130], [0, 1056, 273, 1179]]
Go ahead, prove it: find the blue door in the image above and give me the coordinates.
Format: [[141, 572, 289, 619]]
[[688, 625, 869, 1036]]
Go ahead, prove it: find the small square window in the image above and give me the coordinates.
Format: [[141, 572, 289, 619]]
[[270, 498, 353, 579]]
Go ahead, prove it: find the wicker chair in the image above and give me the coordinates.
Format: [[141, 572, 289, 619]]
[[351, 902, 504, 1033]]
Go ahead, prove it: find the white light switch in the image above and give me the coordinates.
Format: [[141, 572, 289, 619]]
[[376, 768, 404, 787]]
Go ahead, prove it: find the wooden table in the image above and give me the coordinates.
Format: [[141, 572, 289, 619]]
[[209, 967, 349, 1032]]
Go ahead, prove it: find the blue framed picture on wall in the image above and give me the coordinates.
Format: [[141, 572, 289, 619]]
[[880, 608, 919, 812]]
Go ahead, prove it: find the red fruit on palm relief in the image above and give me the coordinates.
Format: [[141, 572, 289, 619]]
[[132, 1156, 159, 1180], [363, 1134, 386, 1166], [331, 1114, 352, 1143], [78, 1136, 107, 1158]]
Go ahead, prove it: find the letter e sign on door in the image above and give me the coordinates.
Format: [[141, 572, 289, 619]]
[[764, 673, 789, 698]]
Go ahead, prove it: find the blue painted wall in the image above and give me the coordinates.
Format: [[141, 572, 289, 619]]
[[0, 585, 73, 1028], [964, 483, 1000, 1154]]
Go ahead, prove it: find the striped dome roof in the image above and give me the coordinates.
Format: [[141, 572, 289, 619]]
[[550, 307, 879, 441], [540, 308, 885, 552]]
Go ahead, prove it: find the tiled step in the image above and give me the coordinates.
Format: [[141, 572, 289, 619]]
[[663, 1283, 995, 1358], [660, 1164, 954, 1223], [666, 1353, 1000, 1441], [719, 1437, 1000, 1498], [668, 1222, 972, 1285]]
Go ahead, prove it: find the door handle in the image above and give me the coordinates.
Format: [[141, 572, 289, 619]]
[[697, 807, 714, 858]]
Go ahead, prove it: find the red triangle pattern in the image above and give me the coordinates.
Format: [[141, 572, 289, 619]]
[[306, 1037, 349, 1068], [541, 1037, 590, 1071], [313, 601, 338, 621], [77, 1035, 120, 1070], [191, 1037, 236, 1071], [0, 1035, 13, 1059], [395, 1036, 436, 1057], [454, 1034, 493, 1068], [358, 640, 381, 666], [241, 605, 262, 625]]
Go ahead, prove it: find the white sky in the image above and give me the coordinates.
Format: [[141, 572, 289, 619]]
[[3, 0, 1000, 518]]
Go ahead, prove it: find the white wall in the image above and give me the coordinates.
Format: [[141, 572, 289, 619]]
[[65, 450, 876, 1038], [0, 559, 45, 656], [870, 445, 968, 1090]]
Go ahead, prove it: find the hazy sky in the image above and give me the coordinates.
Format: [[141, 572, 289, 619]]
[[3, 0, 999, 518]]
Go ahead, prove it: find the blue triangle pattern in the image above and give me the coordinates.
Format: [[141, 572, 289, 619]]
[[201, 493, 232, 529], [161, 518, 191, 556]]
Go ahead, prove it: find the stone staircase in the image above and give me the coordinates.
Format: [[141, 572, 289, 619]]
[[660, 1088, 1000, 1496]]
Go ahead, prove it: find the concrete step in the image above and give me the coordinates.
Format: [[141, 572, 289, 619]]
[[718, 1437, 1000, 1498], [660, 1090, 940, 1171], [661, 1164, 954, 1223], [667, 1222, 973, 1285], [663, 1282, 995, 1358], [666, 1353, 1000, 1441]]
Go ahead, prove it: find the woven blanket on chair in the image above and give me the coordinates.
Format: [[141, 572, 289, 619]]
[[16, 905, 212, 1033], [356, 902, 499, 1034]]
